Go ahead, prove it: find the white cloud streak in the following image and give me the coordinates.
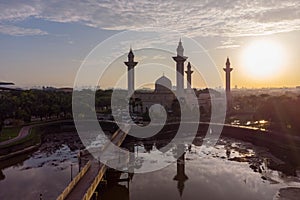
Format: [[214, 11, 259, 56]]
[[0, 24, 47, 36]]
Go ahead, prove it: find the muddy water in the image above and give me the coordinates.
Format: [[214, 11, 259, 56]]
[[0, 132, 82, 200], [101, 137, 300, 200], [1, 132, 300, 200]]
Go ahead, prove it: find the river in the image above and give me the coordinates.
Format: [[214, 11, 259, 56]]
[[100, 136, 300, 200], [0, 132, 300, 200], [0, 132, 81, 200]]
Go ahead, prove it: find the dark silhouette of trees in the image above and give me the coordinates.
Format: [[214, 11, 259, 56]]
[[2, 88, 300, 137], [232, 93, 300, 135], [255, 95, 300, 134], [0, 90, 73, 128]]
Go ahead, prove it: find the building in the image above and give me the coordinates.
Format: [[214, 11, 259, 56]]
[[124, 40, 229, 115], [223, 57, 233, 108], [134, 75, 175, 112]]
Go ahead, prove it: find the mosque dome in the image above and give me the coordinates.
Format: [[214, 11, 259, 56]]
[[155, 75, 172, 92]]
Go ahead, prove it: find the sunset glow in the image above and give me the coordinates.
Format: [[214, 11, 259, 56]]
[[242, 40, 285, 79], [2, 1, 300, 200]]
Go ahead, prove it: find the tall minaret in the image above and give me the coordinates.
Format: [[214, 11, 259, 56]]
[[223, 57, 233, 104], [185, 62, 193, 89], [173, 39, 187, 97], [173, 145, 188, 197], [124, 48, 138, 96]]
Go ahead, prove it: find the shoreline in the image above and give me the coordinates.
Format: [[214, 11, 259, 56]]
[[1, 120, 300, 166]]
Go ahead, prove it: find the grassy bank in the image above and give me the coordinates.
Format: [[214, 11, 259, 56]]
[[0, 119, 70, 143], [0, 127, 22, 142], [0, 121, 76, 159], [0, 126, 42, 152]]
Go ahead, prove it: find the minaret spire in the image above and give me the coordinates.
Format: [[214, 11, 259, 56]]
[[185, 62, 194, 89], [223, 57, 233, 109], [177, 38, 184, 57], [226, 57, 230, 66], [173, 39, 187, 97], [124, 48, 138, 96]]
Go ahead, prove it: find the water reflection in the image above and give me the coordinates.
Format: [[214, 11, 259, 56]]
[[100, 136, 300, 200], [173, 144, 188, 197], [0, 132, 82, 200], [0, 151, 31, 181], [1, 130, 300, 199]]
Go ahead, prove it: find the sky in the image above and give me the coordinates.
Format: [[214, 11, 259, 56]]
[[0, 0, 300, 89]]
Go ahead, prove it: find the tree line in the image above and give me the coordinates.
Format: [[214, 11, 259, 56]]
[[232, 93, 300, 135], [1, 88, 300, 136], [0, 90, 72, 131]]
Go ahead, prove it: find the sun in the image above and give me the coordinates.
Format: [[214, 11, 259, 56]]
[[242, 40, 284, 79]]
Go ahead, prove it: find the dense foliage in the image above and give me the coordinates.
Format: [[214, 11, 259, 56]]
[[232, 94, 300, 135], [1, 89, 300, 136], [0, 90, 72, 123]]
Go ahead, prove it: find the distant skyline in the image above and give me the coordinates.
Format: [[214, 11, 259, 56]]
[[0, 0, 300, 89]]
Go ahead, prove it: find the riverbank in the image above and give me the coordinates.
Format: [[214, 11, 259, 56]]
[[0, 131, 81, 200], [0, 126, 22, 143], [0, 125, 41, 160], [127, 122, 300, 168], [0, 120, 76, 161], [2, 120, 300, 167], [0, 119, 73, 145]]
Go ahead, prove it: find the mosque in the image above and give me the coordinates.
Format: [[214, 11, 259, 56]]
[[124, 40, 232, 113]]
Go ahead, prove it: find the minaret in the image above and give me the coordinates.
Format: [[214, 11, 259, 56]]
[[223, 57, 233, 105], [124, 48, 138, 96], [173, 146, 188, 197], [185, 62, 193, 89], [173, 39, 187, 97], [177, 38, 184, 57]]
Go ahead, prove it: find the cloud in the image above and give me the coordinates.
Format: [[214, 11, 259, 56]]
[[0, 24, 47, 36], [68, 40, 74, 45], [217, 44, 240, 49], [217, 39, 241, 49], [0, 1, 40, 21], [256, 5, 300, 23], [0, 1, 44, 36], [0, 0, 300, 37]]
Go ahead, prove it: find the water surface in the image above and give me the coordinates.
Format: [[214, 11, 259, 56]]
[[102, 137, 300, 200], [0, 132, 81, 200]]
